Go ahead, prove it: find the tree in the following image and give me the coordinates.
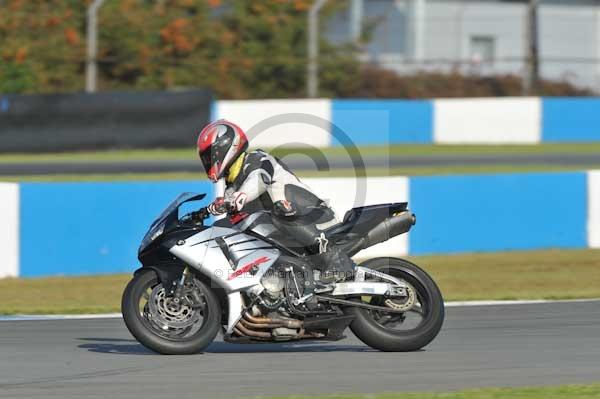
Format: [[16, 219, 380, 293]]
[[0, 0, 85, 93], [0, 0, 358, 97], [212, 0, 357, 99], [96, 0, 218, 91]]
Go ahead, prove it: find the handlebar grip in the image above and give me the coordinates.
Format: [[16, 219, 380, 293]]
[[191, 208, 210, 222]]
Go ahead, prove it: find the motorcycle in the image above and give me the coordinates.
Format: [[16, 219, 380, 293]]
[[122, 193, 444, 354]]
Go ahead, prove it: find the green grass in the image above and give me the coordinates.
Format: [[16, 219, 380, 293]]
[[1, 249, 599, 315], [0, 148, 197, 163], [263, 384, 600, 399], [1, 143, 600, 164], [406, 248, 600, 301], [1, 143, 599, 181], [274, 142, 600, 158], [0, 274, 129, 314], [2, 164, 600, 182], [0, 172, 205, 182]]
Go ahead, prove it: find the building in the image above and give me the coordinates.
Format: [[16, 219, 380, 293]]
[[329, 0, 600, 90]]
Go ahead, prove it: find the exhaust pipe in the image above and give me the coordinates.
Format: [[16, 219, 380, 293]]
[[365, 211, 415, 247], [347, 211, 416, 256], [242, 311, 303, 329], [234, 323, 271, 338], [234, 312, 304, 339]]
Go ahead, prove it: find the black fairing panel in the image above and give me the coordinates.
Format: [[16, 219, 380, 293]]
[[134, 264, 185, 296], [138, 227, 207, 266], [325, 202, 408, 237]]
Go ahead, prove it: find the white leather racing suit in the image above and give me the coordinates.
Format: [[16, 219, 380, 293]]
[[219, 150, 354, 277]]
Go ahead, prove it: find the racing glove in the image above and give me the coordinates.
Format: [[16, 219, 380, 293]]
[[207, 192, 248, 216], [207, 197, 228, 215]]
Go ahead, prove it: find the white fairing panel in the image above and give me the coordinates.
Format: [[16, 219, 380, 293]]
[[226, 292, 243, 334], [168, 226, 280, 293], [169, 226, 280, 334]]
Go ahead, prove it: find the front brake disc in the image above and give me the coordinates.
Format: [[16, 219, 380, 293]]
[[147, 285, 199, 329]]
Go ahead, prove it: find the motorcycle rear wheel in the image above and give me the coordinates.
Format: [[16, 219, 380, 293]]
[[345, 257, 444, 352], [122, 269, 221, 355]]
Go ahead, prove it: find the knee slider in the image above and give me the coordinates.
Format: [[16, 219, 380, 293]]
[[273, 200, 297, 218]]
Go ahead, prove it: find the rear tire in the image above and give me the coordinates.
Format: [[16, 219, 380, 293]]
[[122, 269, 221, 355], [346, 257, 444, 352]]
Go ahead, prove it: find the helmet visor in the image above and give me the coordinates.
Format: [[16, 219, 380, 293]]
[[200, 143, 229, 180]]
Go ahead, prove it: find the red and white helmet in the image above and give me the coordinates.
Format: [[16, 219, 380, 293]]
[[197, 119, 248, 182]]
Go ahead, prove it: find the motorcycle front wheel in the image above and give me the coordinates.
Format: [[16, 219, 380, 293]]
[[122, 269, 221, 355], [345, 257, 445, 352]]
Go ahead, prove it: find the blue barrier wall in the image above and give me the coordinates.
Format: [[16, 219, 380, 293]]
[[408, 172, 588, 255], [331, 100, 433, 145], [542, 98, 600, 142], [7, 170, 595, 277], [19, 181, 213, 277]]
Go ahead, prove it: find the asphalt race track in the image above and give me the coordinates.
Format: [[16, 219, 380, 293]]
[[3, 153, 600, 175], [0, 301, 598, 399]]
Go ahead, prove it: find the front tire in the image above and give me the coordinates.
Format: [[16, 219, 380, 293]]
[[346, 257, 444, 352], [122, 269, 221, 355]]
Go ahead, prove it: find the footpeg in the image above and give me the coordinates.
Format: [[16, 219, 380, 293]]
[[293, 293, 315, 306]]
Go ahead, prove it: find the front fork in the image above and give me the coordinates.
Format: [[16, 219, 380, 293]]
[[172, 266, 208, 311], [172, 266, 189, 304]]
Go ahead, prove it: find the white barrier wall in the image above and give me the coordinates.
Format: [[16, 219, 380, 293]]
[[303, 177, 410, 258], [588, 171, 600, 248], [0, 183, 19, 278], [433, 97, 541, 144], [214, 99, 332, 148], [6, 171, 600, 278], [212, 97, 600, 146]]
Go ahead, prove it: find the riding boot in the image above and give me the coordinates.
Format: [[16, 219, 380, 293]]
[[312, 245, 355, 284]]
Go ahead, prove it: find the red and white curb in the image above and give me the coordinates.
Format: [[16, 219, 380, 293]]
[[1, 298, 599, 321]]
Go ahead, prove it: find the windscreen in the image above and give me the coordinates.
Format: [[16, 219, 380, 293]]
[[149, 192, 206, 229]]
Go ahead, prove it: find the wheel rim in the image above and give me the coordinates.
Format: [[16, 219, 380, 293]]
[[136, 276, 210, 341], [364, 270, 432, 333]]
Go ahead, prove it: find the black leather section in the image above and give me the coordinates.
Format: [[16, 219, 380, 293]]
[[260, 159, 274, 180], [270, 206, 336, 253], [283, 185, 325, 217]]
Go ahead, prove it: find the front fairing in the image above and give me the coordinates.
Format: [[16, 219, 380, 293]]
[[138, 225, 208, 266], [139, 193, 206, 256]]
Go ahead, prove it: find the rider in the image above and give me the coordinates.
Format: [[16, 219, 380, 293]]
[[196, 119, 355, 283]]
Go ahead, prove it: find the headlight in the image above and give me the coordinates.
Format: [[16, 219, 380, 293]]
[[150, 224, 165, 241]]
